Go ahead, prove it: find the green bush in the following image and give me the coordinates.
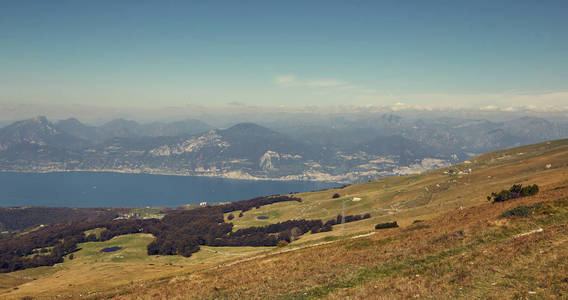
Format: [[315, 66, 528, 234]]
[[488, 184, 539, 202], [406, 224, 430, 231], [375, 221, 398, 230], [500, 203, 542, 218]]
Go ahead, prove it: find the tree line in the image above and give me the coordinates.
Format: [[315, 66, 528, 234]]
[[0, 195, 372, 273], [0, 207, 124, 232]]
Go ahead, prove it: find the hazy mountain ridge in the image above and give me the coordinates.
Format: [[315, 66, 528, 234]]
[[0, 115, 566, 183]]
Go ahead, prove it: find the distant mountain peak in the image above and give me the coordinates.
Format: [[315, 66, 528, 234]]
[[222, 123, 278, 136], [227, 122, 270, 130], [103, 118, 140, 127], [33, 115, 49, 124]]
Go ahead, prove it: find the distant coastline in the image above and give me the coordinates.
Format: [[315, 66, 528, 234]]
[[0, 168, 353, 183]]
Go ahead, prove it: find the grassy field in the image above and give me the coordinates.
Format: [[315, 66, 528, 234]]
[[0, 234, 271, 298], [1, 139, 567, 299], [128, 207, 166, 219], [115, 183, 568, 299]]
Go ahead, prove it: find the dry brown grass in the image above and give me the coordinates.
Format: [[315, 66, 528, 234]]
[[111, 184, 568, 299], [1, 139, 567, 299]]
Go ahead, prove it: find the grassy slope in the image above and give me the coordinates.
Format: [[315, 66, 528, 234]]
[[1, 139, 567, 299], [119, 185, 568, 300], [229, 139, 568, 240], [0, 234, 271, 298]]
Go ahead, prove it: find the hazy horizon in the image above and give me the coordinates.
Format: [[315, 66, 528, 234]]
[[2, 101, 568, 127]]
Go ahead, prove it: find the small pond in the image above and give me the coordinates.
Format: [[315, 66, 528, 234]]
[[257, 216, 269, 220], [101, 246, 122, 253]]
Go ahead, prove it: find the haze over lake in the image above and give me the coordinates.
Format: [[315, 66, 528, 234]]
[[0, 172, 337, 207]]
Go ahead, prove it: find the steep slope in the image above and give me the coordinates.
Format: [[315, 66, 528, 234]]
[[219, 123, 314, 162], [99, 119, 142, 139], [0, 116, 87, 151], [55, 118, 100, 142], [115, 183, 567, 299], [147, 123, 314, 176], [357, 135, 435, 164]]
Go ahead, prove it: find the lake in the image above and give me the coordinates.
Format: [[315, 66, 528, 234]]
[[0, 172, 338, 208]]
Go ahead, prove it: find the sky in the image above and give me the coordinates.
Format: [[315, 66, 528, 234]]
[[1, 0, 567, 113]]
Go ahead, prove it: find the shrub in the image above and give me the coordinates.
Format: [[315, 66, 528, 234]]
[[375, 221, 398, 230], [500, 203, 542, 218], [501, 206, 532, 217], [488, 184, 539, 203], [290, 227, 302, 241], [227, 214, 234, 221], [332, 193, 340, 199], [310, 226, 321, 234]]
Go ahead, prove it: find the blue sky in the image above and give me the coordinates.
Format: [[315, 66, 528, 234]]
[[1, 1, 567, 109]]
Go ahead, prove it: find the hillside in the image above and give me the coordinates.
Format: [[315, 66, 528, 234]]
[[0, 139, 567, 299]]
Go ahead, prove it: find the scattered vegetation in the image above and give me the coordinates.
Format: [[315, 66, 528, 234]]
[[321, 214, 371, 228], [0, 218, 154, 273], [0, 195, 373, 272], [500, 203, 542, 218], [487, 184, 539, 202], [375, 221, 398, 230], [405, 224, 430, 231]]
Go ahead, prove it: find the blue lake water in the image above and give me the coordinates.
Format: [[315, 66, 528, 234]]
[[0, 172, 338, 208], [100, 247, 122, 253]]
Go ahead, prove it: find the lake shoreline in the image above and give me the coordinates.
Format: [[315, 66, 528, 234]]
[[0, 168, 345, 183], [0, 171, 339, 208]]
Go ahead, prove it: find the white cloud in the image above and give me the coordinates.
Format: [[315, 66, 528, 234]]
[[389, 91, 568, 111], [274, 74, 385, 104], [274, 75, 297, 86], [274, 75, 348, 88], [273, 74, 568, 110], [480, 105, 499, 111], [303, 79, 347, 87]]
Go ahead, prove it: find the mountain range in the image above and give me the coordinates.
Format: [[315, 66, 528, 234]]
[[0, 115, 566, 182]]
